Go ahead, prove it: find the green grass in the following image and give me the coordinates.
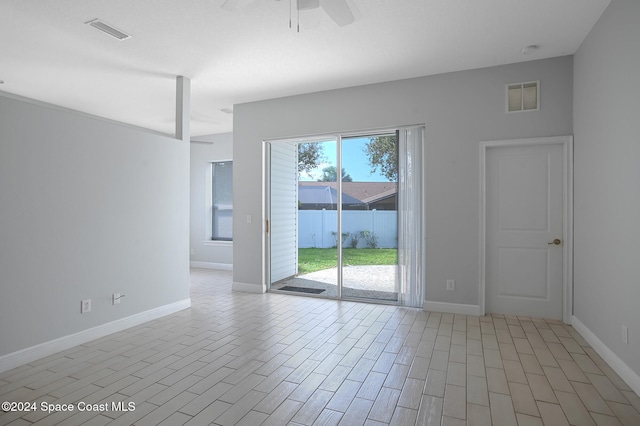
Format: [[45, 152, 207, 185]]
[[298, 248, 398, 274]]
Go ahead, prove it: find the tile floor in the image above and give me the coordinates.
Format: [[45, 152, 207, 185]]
[[1, 268, 639, 425]]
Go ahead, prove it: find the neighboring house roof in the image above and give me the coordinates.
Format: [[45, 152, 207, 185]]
[[297, 185, 364, 208], [298, 181, 397, 206]]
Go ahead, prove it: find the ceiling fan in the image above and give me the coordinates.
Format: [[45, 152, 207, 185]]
[[221, 0, 355, 28]]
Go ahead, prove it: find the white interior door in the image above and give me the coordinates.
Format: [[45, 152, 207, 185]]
[[485, 143, 564, 320]]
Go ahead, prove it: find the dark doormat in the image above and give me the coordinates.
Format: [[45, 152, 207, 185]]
[[280, 286, 325, 294]]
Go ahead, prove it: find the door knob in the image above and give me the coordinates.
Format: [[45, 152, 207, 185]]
[[548, 238, 562, 245]]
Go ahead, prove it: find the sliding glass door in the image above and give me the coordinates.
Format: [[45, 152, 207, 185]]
[[266, 127, 423, 307], [340, 134, 399, 302]]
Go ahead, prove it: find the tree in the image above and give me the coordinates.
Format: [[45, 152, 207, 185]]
[[364, 135, 398, 181], [298, 143, 324, 177], [318, 166, 353, 182]]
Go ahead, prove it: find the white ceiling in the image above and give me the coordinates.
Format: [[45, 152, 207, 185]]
[[0, 0, 610, 137]]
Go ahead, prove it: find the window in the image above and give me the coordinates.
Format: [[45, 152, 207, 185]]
[[212, 162, 233, 241]]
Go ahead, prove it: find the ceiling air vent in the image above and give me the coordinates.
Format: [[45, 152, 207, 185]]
[[86, 19, 132, 41], [507, 81, 539, 113]]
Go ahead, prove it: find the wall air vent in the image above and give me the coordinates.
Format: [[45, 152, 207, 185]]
[[507, 81, 539, 113], [86, 19, 132, 41]]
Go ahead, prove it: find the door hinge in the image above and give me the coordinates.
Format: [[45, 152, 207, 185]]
[[266, 219, 270, 234]]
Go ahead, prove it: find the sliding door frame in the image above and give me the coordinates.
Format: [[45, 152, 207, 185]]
[[263, 125, 423, 302]]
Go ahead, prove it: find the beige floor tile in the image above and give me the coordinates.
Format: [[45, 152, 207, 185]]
[[415, 395, 443, 426], [607, 401, 640, 425], [499, 343, 519, 361], [448, 344, 467, 363], [508, 381, 539, 416], [537, 401, 570, 426], [467, 375, 490, 406], [467, 403, 492, 426], [482, 334, 500, 350], [446, 362, 466, 387], [520, 353, 544, 375], [1, 269, 638, 426], [496, 329, 513, 344], [397, 377, 425, 410], [326, 379, 361, 413], [423, 368, 447, 398], [389, 406, 418, 426], [443, 384, 466, 420], [621, 389, 640, 412], [543, 365, 575, 392], [585, 373, 628, 404], [368, 387, 400, 423], [488, 392, 517, 426], [559, 336, 587, 354], [590, 412, 623, 426], [291, 388, 334, 425], [441, 416, 466, 426], [262, 398, 304, 426], [532, 346, 559, 367], [254, 381, 298, 414], [486, 367, 510, 394], [513, 337, 534, 355], [338, 397, 373, 426], [467, 338, 483, 356], [508, 324, 526, 338], [546, 341, 573, 360], [557, 358, 590, 383], [467, 354, 486, 377], [502, 359, 527, 384], [515, 413, 544, 426], [556, 390, 596, 426], [572, 352, 604, 375], [526, 372, 558, 403], [572, 381, 615, 415], [407, 356, 430, 381], [356, 371, 386, 401], [429, 350, 450, 371], [383, 363, 410, 389], [483, 348, 503, 369]]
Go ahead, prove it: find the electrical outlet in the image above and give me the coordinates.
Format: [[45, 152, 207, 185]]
[[446, 280, 455, 291], [622, 325, 629, 344], [81, 299, 91, 314], [113, 293, 121, 305], [190, 248, 195, 255]]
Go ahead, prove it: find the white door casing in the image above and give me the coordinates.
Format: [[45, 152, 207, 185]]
[[480, 136, 573, 323]]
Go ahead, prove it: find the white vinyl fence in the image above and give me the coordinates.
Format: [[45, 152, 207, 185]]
[[298, 210, 397, 248]]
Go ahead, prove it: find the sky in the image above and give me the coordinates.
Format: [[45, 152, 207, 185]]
[[298, 137, 393, 182]]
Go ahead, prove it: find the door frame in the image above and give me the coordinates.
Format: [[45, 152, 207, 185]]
[[479, 136, 573, 324]]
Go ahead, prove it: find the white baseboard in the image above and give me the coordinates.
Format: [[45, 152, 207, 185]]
[[0, 298, 191, 374], [190, 261, 233, 271], [232, 281, 265, 293], [572, 316, 640, 396], [423, 301, 482, 316]]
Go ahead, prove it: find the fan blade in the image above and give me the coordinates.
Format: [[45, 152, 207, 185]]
[[221, 0, 257, 11], [298, 0, 320, 10], [320, 0, 354, 26]]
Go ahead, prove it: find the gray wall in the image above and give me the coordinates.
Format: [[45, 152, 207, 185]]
[[574, 0, 640, 377], [190, 133, 233, 268], [0, 94, 190, 357], [233, 56, 574, 301]]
